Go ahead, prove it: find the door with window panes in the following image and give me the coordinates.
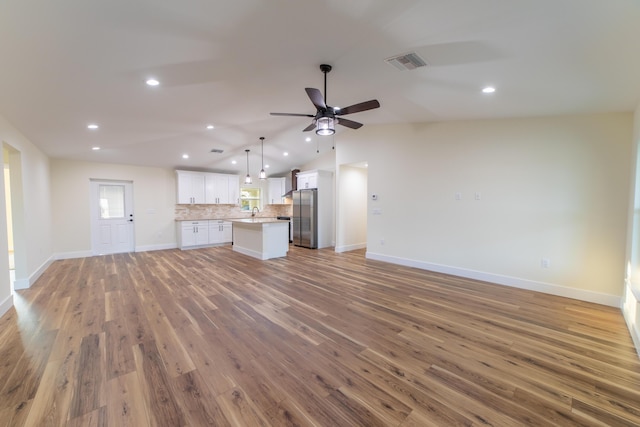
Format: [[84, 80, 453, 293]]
[[90, 180, 135, 255]]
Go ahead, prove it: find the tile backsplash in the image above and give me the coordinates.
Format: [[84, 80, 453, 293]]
[[175, 203, 293, 220]]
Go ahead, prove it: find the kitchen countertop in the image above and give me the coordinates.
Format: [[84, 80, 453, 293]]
[[176, 217, 286, 222], [231, 218, 290, 224]]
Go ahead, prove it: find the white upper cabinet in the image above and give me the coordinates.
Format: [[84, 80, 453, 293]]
[[177, 171, 239, 205], [297, 171, 319, 190], [206, 173, 239, 204], [227, 175, 239, 205], [267, 177, 286, 204], [176, 171, 206, 204]]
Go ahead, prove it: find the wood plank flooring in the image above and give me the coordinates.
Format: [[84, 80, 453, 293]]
[[0, 246, 639, 426]]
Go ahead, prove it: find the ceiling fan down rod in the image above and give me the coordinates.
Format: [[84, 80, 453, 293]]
[[320, 64, 332, 109]]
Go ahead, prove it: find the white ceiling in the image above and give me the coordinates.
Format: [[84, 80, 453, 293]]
[[0, 0, 639, 176]]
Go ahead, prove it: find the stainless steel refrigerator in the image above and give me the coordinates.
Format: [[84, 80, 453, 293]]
[[292, 189, 317, 248]]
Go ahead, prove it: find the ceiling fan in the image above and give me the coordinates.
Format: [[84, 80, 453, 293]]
[[270, 64, 380, 135]]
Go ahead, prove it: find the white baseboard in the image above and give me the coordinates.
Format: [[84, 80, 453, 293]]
[[629, 320, 640, 358], [366, 251, 621, 308], [622, 282, 640, 358], [54, 250, 93, 260], [0, 293, 13, 318], [135, 243, 178, 252], [232, 245, 265, 260], [13, 278, 30, 290], [335, 243, 367, 253], [54, 243, 178, 261], [13, 255, 55, 290]]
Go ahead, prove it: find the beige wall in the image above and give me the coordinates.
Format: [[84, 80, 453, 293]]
[[336, 113, 632, 305], [50, 159, 177, 256]]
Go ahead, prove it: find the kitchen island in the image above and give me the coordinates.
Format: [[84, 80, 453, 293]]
[[231, 218, 290, 260]]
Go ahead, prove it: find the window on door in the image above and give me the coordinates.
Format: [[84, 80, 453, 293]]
[[99, 185, 126, 219]]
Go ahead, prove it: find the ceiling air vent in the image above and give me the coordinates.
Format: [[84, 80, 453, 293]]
[[210, 148, 224, 153], [385, 52, 427, 71]]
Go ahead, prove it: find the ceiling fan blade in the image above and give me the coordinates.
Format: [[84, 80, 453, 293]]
[[305, 88, 326, 110], [302, 122, 316, 132], [336, 99, 380, 115], [270, 112, 315, 117], [337, 117, 363, 129]]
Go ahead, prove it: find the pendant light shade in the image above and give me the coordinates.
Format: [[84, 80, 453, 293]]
[[259, 136, 266, 180], [244, 149, 252, 184], [316, 116, 335, 136]]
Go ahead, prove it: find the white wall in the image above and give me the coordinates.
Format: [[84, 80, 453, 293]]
[[0, 113, 53, 316], [336, 165, 367, 252], [50, 159, 177, 257], [299, 149, 335, 173], [623, 103, 640, 355], [337, 113, 632, 306]]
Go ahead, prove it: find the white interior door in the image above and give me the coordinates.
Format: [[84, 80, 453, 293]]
[[90, 180, 134, 255]]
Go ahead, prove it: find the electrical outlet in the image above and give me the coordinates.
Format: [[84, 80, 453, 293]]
[[380, 238, 385, 245], [541, 258, 550, 268], [455, 192, 462, 200], [475, 192, 481, 200]]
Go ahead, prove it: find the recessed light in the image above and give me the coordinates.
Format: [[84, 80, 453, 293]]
[[146, 78, 160, 86], [283, 152, 289, 156], [265, 165, 270, 169], [305, 137, 311, 142], [182, 154, 189, 159], [92, 146, 101, 151], [87, 124, 99, 130], [231, 160, 237, 165], [206, 124, 214, 130], [482, 86, 495, 94]]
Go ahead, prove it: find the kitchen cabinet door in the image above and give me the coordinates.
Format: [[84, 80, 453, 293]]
[[209, 220, 232, 244], [297, 172, 318, 189], [227, 175, 239, 205], [267, 177, 286, 204], [205, 174, 240, 204], [222, 222, 232, 243], [176, 171, 206, 204], [179, 221, 208, 248]]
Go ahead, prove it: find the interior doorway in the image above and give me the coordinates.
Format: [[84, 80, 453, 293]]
[[336, 162, 368, 253], [3, 143, 26, 291], [90, 180, 135, 255], [4, 164, 13, 272]]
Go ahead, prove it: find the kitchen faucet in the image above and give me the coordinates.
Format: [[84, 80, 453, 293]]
[[251, 207, 259, 217]]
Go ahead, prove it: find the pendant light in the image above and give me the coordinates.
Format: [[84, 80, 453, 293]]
[[259, 137, 266, 180], [244, 149, 252, 184]]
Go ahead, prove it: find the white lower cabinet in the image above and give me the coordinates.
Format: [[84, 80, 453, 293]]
[[179, 221, 209, 248], [178, 220, 233, 249], [209, 220, 232, 244]]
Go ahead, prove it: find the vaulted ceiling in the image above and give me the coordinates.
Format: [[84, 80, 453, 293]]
[[1, 0, 639, 175]]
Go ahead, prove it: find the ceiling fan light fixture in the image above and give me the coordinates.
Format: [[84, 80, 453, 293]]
[[316, 117, 335, 136]]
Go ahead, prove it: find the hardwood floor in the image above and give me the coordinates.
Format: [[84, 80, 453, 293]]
[[0, 245, 639, 426]]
